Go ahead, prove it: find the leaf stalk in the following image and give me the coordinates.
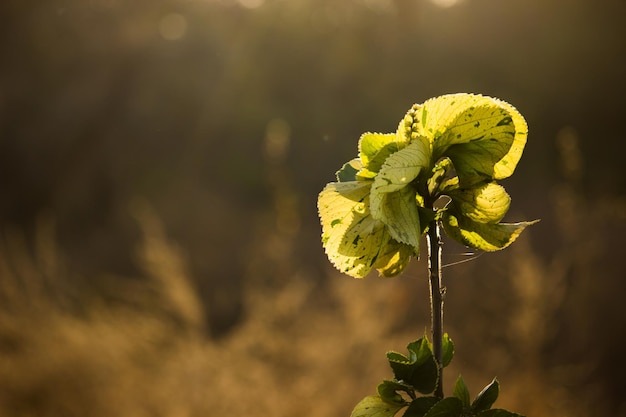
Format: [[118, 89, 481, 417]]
[[427, 218, 445, 399]]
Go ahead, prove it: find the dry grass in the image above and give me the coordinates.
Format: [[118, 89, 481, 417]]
[[1, 202, 623, 417], [0, 204, 423, 416], [1, 131, 624, 416]]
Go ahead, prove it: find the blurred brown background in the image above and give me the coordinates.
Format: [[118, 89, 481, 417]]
[[1, 0, 625, 416]]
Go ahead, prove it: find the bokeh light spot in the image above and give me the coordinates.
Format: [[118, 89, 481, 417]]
[[159, 13, 188, 41], [430, 0, 462, 8], [238, 0, 265, 9], [264, 118, 291, 162]]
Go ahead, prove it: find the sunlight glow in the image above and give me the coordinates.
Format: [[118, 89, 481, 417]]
[[159, 13, 187, 41], [430, 0, 463, 8], [238, 0, 265, 9]]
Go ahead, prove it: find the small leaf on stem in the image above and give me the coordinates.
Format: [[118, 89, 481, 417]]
[[403, 397, 440, 417], [350, 396, 405, 417], [377, 380, 414, 405], [477, 409, 525, 417], [422, 397, 463, 417], [452, 375, 470, 408], [441, 334, 454, 368], [386, 338, 439, 394], [471, 378, 500, 412]]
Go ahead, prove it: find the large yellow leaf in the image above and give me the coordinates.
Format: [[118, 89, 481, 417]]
[[402, 94, 527, 184], [318, 181, 389, 278]]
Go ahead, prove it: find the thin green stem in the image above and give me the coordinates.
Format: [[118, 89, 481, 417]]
[[427, 218, 445, 399]]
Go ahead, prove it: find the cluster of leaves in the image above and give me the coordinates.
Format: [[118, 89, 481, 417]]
[[318, 93, 538, 278], [351, 335, 523, 417]]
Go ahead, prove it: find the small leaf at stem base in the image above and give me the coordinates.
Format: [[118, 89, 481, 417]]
[[402, 397, 440, 417], [422, 397, 463, 417], [477, 409, 525, 417], [452, 375, 470, 408], [350, 396, 405, 417], [471, 378, 500, 412]]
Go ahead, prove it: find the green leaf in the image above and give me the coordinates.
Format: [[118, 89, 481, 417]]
[[359, 132, 404, 174], [377, 380, 414, 406], [370, 141, 431, 248], [447, 182, 511, 224], [417, 207, 437, 238], [373, 186, 422, 249], [441, 333, 454, 368], [318, 181, 394, 278], [471, 378, 500, 412], [453, 375, 470, 408], [477, 409, 525, 417], [442, 212, 539, 252], [336, 158, 363, 182], [387, 338, 439, 394], [403, 397, 440, 417], [351, 396, 406, 417], [406, 337, 434, 364], [423, 397, 463, 417]]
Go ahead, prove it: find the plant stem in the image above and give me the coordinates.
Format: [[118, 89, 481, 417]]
[[427, 218, 445, 399]]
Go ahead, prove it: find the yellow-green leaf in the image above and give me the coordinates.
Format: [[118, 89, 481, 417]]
[[373, 186, 422, 249], [442, 212, 539, 252], [396, 107, 431, 152], [370, 141, 430, 248], [373, 236, 414, 277], [403, 94, 527, 185], [447, 182, 511, 224], [453, 375, 471, 408], [318, 181, 390, 278], [414, 94, 494, 141], [350, 396, 405, 417], [488, 99, 528, 180], [358, 132, 403, 175], [370, 141, 425, 194]]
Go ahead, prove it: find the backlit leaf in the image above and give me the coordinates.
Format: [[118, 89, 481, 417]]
[[403, 94, 527, 185], [447, 182, 511, 224], [441, 333, 454, 368], [373, 238, 414, 277], [453, 375, 470, 408], [370, 141, 430, 248], [442, 212, 539, 252], [372, 185, 422, 250], [350, 396, 405, 417], [318, 181, 390, 278], [471, 378, 500, 412], [336, 158, 363, 182], [359, 132, 404, 174]]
